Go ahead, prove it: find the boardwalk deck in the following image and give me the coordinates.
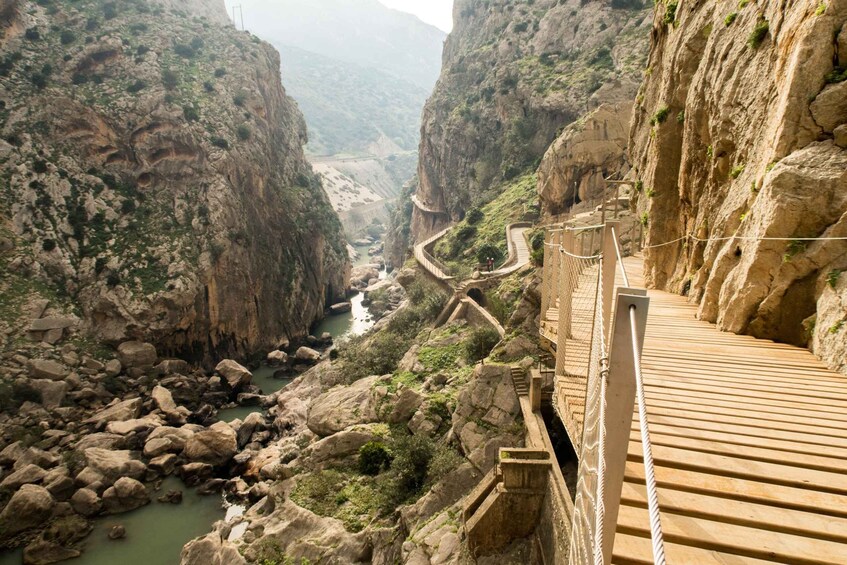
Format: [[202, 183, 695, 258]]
[[544, 255, 847, 564]]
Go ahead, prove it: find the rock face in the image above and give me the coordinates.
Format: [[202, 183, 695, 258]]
[[306, 375, 380, 437], [396, 0, 651, 255], [538, 103, 633, 215], [629, 0, 847, 372], [0, 0, 348, 365]]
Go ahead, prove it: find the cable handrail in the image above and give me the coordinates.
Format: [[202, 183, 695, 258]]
[[629, 304, 667, 564], [640, 232, 847, 250], [611, 227, 630, 288]]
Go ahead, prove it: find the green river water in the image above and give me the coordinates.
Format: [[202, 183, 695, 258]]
[[0, 244, 384, 564]]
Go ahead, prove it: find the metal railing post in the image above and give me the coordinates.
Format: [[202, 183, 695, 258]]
[[602, 222, 619, 342], [540, 230, 554, 318], [600, 289, 649, 565]]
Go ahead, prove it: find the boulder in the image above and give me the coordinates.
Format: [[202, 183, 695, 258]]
[[157, 489, 183, 504], [23, 540, 81, 564], [28, 359, 68, 380], [214, 360, 252, 390], [106, 417, 161, 436], [178, 462, 213, 486], [180, 532, 247, 565], [104, 359, 122, 377], [236, 412, 265, 449], [810, 80, 847, 133], [182, 422, 237, 466], [149, 453, 178, 476], [156, 359, 190, 375], [0, 463, 47, 489], [109, 524, 127, 540], [307, 375, 380, 437], [117, 341, 158, 368], [14, 447, 59, 470], [70, 488, 102, 517], [0, 484, 55, 540], [75, 433, 125, 452], [28, 379, 68, 408], [144, 427, 194, 457], [28, 317, 76, 332], [295, 346, 321, 363], [330, 302, 352, 314], [0, 441, 25, 467], [152, 385, 191, 424], [306, 423, 385, 465], [385, 387, 423, 424], [84, 398, 143, 429], [102, 477, 150, 514], [266, 350, 288, 366], [834, 124, 847, 149], [83, 448, 146, 483]]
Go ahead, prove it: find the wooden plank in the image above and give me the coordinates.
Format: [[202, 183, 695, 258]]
[[621, 482, 847, 544], [612, 532, 776, 565], [626, 441, 847, 495], [615, 504, 847, 564], [625, 461, 847, 518]]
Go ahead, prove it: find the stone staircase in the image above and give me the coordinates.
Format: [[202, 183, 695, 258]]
[[511, 366, 529, 396]]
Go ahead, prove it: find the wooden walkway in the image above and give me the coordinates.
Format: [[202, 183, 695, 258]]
[[547, 255, 847, 564]]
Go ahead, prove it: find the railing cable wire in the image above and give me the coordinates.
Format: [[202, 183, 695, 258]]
[[629, 304, 667, 565], [611, 227, 630, 288]]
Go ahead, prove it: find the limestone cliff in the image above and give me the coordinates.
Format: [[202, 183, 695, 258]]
[[630, 0, 847, 372], [0, 0, 349, 364], [407, 0, 651, 246]]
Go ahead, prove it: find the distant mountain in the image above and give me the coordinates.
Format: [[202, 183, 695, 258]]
[[278, 45, 428, 156], [234, 0, 446, 90]]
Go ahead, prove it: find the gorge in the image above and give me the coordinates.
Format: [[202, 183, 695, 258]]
[[1, 0, 846, 564]]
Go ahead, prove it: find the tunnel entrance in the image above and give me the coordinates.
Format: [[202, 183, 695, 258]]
[[466, 287, 486, 307]]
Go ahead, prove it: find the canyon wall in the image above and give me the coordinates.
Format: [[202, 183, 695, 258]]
[[0, 0, 349, 365], [630, 0, 847, 372], [406, 0, 651, 248]]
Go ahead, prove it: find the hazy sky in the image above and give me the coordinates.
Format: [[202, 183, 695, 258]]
[[378, 0, 453, 32], [224, 0, 454, 33]]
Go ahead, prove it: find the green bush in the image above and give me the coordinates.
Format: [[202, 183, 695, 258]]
[[464, 327, 501, 362], [236, 124, 251, 140], [103, 2, 117, 19], [42, 239, 56, 251], [24, 28, 40, 41], [358, 441, 392, 475], [651, 105, 670, 125], [233, 93, 247, 107], [214, 68, 227, 78], [466, 208, 484, 225], [183, 105, 200, 122], [60, 30, 76, 45], [162, 69, 179, 90], [663, 1, 678, 24], [748, 19, 769, 48], [126, 80, 146, 93], [725, 12, 738, 26], [390, 435, 433, 497], [476, 242, 503, 266], [211, 137, 229, 149]]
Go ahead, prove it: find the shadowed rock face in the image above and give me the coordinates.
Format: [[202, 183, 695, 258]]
[[630, 0, 847, 372], [0, 0, 348, 365], [407, 0, 651, 244]]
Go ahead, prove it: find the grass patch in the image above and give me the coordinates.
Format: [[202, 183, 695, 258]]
[[748, 19, 769, 48]]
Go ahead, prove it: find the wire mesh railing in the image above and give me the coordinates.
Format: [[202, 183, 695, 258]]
[[535, 222, 665, 565]]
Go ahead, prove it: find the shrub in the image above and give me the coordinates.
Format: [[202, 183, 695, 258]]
[[136, 45, 150, 56], [162, 69, 179, 90], [676, 110, 685, 123], [183, 105, 200, 122], [41, 239, 56, 251], [173, 43, 196, 58], [730, 164, 745, 179], [390, 435, 433, 497], [86, 18, 100, 31], [455, 225, 477, 241], [106, 272, 121, 287], [233, 93, 247, 107], [236, 124, 251, 140], [211, 137, 229, 149], [725, 12, 738, 26], [466, 208, 484, 224], [825, 67, 847, 84], [33, 159, 49, 173], [476, 242, 503, 266], [95, 257, 108, 274], [203, 80, 215, 93], [126, 79, 146, 93], [651, 105, 670, 125], [60, 30, 76, 45], [24, 28, 40, 41], [663, 1, 678, 24], [748, 19, 769, 48], [214, 68, 227, 78], [103, 2, 118, 19], [121, 199, 136, 214], [31, 72, 48, 90], [464, 327, 501, 362], [358, 441, 392, 475], [0, 381, 41, 414], [827, 270, 843, 289]]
